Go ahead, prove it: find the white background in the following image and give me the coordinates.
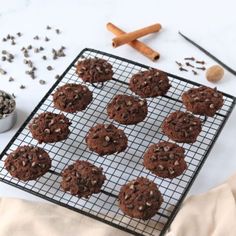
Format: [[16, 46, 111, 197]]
[[0, 0, 235, 202]]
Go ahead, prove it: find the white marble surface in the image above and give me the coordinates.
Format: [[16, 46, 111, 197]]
[[0, 0, 235, 203]]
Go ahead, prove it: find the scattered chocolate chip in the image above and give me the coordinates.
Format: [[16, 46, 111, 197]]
[[2, 38, 7, 42], [45, 36, 50, 42], [42, 55, 47, 60], [47, 65, 53, 71], [55, 29, 61, 34], [27, 45, 32, 50], [46, 25, 52, 30], [0, 68, 7, 75], [39, 80, 46, 85], [2, 50, 7, 54], [8, 77, 14, 82], [17, 32, 22, 37], [2, 56, 6, 61], [55, 75, 60, 80], [20, 85, 26, 89], [34, 48, 40, 53], [33, 35, 39, 40], [39, 46, 44, 51]]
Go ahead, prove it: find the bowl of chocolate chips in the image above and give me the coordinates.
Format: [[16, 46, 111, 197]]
[[0, 90, 16, 133]]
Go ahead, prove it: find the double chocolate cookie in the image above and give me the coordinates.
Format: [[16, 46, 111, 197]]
[[107, 94, 148, 125], [86, 124, 128, 156], [4, 146, 51, 181], [143, 141, 187, 178], [182, 86, 224, 117], [53, 83, 92, 113], [60, 160, 106, 198], [118, 177, 163, 220], [76, 58, 113, 83], [129, 69, 171, 98], [29, 112, 71, 144], [162, 111, 202, 143]]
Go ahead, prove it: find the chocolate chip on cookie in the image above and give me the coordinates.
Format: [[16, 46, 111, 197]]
[[162, 111, 202, 143], [107, 94, 148, 125], [182, 86, 224, 117], [76, 58, 113, 83], [29, 112, 71, 144], [118, 177, 163, 220], [86, 124, 128, 156], [53, 83, 93, 113], [129, 69, 171, 98], [4, 145, 51, 181], [143, 141, 187, 178], [60, 160, 106, 198]]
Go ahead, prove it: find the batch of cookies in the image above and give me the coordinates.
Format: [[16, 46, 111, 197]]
[[4, 58, 224, 220]]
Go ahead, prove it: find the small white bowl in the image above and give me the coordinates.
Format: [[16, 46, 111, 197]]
[[0, 90, 17, 133]]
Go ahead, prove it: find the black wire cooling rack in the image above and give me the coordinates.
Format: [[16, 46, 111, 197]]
[[0, 48, 235, 236]]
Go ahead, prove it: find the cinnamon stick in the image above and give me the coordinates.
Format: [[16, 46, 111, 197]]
[[112, 23, 161, 48], [106, 22, 160, 61]]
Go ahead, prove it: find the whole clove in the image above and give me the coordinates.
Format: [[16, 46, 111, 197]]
[[186, 62, 194, 68], [184, 57, 195, 61], [175, 61, 182, 67], [192, 70, 198, 75], [196, 66, 206, 71], [179, 67, 188, 72], [196, 60, 205, 65]]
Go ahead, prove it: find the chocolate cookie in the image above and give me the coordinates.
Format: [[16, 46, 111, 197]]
[[118, 177, 163, 220], [53, 83, 93, 113], [107, 94, 148, 125], [86, 124, 128, 156], [182, 86, 224, 117], [76, 58, 113, 83], [129, 69, 171, 98], [162, 111, 202, 143], [60, 160, 106, 198], [143, 141, 187, 178], [29, 112, 71, 144], [4, 146, 51, 181]]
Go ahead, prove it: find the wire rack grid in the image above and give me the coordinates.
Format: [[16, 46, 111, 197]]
[[0, 48, 235, 236]]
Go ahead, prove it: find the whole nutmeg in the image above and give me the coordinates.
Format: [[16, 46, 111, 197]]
[[206, 65, 224, 83]]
